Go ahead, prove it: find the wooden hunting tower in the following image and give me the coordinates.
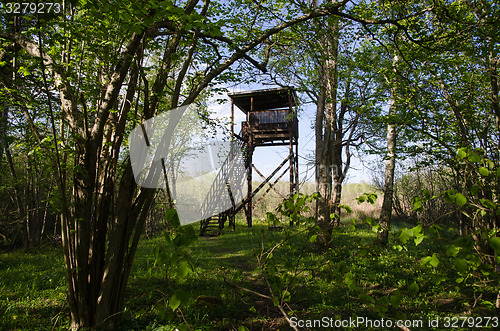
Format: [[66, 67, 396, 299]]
[[230, 86, 299, 227], [199, 86, 299, 236]]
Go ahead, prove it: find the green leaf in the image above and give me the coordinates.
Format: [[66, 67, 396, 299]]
[[488, 237, 500, 254], [443, 190, 457, 204], [468, 152, 482, 163], [169, 293, 181, 310], [344, 272, 356, 290], [454, 258, 468, 274], [478, 167, 490, 176], [399, 228, 411, 244], [165, 208, 180, 226], [340, 204, 352, 213], [429, 254, 439, 267], [408, 282, 419, 296], [309, 234, 318, 243], [412, 199, 422, 211], [480, 199, 496, 209], [177, 260, 190, 277], [414, 234, 424, 246], [411, 224, 423, 236], [390, 291, 403, 308], [273, 296, 279, 306], [371, 223, 381, 233], [457, 148, 467, 159], [420, 256, 432, 266], [367, 193, 377, 204], [393, 245, 403, 251], [446, 246, 460, 257], [455, 193, 467, 207], [330, 213, 339, 219]]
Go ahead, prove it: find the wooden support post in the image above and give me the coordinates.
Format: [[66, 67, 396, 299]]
[[246, 96, 254, 227], [230, 98, 234, 142], [288, 95, 294, 198], [246, 152, 252, 227], [295, 138, 299, 194], [289, 134, 293, 197]]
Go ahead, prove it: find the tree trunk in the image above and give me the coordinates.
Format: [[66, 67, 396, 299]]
[[378, 56, 399, 246], [315, 17, 339, 245], [0, 106, 7, 172], [487, 47, 500, 230]]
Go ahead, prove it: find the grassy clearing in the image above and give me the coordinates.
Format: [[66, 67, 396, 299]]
[[0, 217, 497, 330], [0, 243, 68, 330]]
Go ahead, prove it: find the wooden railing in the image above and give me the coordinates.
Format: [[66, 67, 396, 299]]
[[199, 140, 246, 235]]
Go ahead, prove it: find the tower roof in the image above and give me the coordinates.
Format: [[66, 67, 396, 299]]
[[228, 86, 297, 113]]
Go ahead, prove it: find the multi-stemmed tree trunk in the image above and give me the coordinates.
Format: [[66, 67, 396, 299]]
[[314, 17, 362, 244], [315, 16, 339, 245]]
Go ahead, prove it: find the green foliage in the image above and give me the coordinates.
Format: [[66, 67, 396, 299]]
[[409, 149, 500, 303], [356, 192, 378, 205], [393, 166, 456, 225], [414, 149, 499, 240], [276, 192, 319, 226], [154, 209, 197, 281]]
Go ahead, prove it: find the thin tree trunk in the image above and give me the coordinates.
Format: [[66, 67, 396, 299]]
[[0, 107, 7, 172], [378, 56, 398, 245], [487, 47, 500, 230]]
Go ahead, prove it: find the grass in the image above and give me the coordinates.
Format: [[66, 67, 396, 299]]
[[0, 217, 498, 330], [0, 243, 68, 330]]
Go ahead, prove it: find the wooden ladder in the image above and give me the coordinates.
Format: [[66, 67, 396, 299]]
[[200, 215, 222, 237], [199, 141, 245, 236]]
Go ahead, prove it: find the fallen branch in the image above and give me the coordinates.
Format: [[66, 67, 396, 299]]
[[223, 275, 272, 300], [223, 275, 299, 331]]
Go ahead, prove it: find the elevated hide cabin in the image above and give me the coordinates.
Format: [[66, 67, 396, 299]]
[[199, 87, 299, 236]]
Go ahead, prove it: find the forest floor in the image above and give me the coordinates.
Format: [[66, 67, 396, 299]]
[[0, 217, 497, 330]]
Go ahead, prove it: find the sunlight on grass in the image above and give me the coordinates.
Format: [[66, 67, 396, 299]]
[[1, 218, 497, 330]]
